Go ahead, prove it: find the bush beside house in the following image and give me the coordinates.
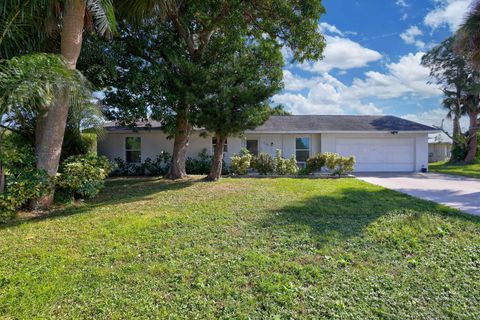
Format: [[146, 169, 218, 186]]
[[230, 149, 355, 177], [0, 132, 112, 222]]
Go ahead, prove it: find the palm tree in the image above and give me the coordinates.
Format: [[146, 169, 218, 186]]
[[1, 0, 116, 208], [442, 89, 464, 134], [456, 0, 480, 69], [0, 53, 95, 194]]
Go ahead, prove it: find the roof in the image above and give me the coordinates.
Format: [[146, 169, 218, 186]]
[[104, 115, 438, 133], [247, 115, 437, 133], [103, 120, 164, 132]]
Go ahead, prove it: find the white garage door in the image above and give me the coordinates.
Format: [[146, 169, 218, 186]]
[[335, 138, 415, 172]]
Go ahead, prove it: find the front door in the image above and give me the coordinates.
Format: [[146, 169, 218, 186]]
[[246, 140, 259, 155]]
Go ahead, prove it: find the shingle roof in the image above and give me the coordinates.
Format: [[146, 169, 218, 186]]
[[104, 115, 437, 133], [247, 115, 437, 132], [103, 120, 164, 132]]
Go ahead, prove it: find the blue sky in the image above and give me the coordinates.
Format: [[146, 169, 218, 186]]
[[274, 0, 474, 133]]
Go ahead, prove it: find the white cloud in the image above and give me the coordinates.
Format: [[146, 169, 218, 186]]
[[274, 72, 383, 115], [300, 35, 382, 73], [276, 52, 441, 115], [424, 0, 473, 32], [400, 26, 426, 49], [347, 52, 441, 99], [396, 0, 409, 8], [319, 22, 344, 36]]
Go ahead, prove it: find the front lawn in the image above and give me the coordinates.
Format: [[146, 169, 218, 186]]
[[430, 161, 480, 179], [1, 177, 479, 318]]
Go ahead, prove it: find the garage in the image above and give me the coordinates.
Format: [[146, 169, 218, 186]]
[[335, 138, 416, 172]]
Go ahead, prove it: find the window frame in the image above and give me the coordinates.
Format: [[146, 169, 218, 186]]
[[295, 136, 311, 164], [125, 136, 142, 163], [212, 137, 228, 153]]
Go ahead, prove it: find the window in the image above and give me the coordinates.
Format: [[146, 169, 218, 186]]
[[295, 137, 310, 162], [246, 140, 258, 155], [125, 137, 141, 163], [212, 137, 228, 152]]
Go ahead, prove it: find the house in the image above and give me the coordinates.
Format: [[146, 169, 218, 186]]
[[98, 115, 438, 172], [428, 141, 452, 162]]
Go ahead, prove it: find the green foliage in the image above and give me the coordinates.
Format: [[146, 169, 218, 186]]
[[186, 149, 228, 175], [186, 149, 212, 175], [142, 152, 171, 176], [253, 153, 275, 175], [62, 132, 98, 160], [430, 161, 480, 178], [230, 148, 253, 175], [323, 152, 356, 176], [111, 158, 144, 176], [0, 133, 50, 220], [0, 53, 94, 116], [0, 0, 116, 60], [273, 149, 298, 175], [56, 154, 111, 200], [306, 153, 327, 173], [111, 152, 172, 176]]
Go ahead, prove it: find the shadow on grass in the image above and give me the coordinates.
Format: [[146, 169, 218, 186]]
[[261, 187, 480, 248], [0, 176, 201, 230]]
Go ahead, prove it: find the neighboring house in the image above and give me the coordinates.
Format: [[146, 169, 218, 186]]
[[428, 142, 452, 163], [98, 115, 438, 172]]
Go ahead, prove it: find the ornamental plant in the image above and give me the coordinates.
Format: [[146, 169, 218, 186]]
[[230, 148, 253, 175], [306, 153, 327, 173], [56, 154, 112, 200]]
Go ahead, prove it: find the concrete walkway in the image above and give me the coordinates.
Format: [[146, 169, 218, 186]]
[[356, 172, 480, 215]]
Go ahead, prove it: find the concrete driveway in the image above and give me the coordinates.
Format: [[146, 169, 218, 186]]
[[356, 172, 480, 215]]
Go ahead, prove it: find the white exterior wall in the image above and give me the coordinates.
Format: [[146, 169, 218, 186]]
[[98, 131, 429, 171], [320, 132, 429, 171], [242, 133, 321, 159], [98, 131, 210, 162]]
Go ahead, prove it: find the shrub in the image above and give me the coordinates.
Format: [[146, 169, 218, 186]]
[[273, 149, 298, 175], [0, 168, 51, 221], [111, 158, 145, 176], [186, 149, 212, 175], [56, 154, 111, 200], [186, 149, 229, 175], [0, 134, 51, 221], [323, 152, 355, 176], [230, 148, 252, 175], [142, 151, 171, 176], [61, 131, 98, 160], [286, 155, 298, 175], [306, 153, 326, 173], [253, 152, 275, 175]]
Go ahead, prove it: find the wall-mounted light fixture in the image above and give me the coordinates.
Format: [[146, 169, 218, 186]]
[[390, 130, 399, 135]]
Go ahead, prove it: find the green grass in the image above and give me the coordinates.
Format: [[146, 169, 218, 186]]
[[1, 177, 479, 319], [430, 161, 480, 179]]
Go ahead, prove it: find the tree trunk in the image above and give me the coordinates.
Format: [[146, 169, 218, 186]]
[[0, 130, 4, 194], [32, 0, 85, 209], [166, 105, 192, 180], [205, 134, 225, 182], [0, 161, 4, 194], [452, 113, 461, 150], [464, 111, 479, 164]]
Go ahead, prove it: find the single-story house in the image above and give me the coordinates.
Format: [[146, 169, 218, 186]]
[[98, 115, 438, 172], [428, 141, 452, 163]]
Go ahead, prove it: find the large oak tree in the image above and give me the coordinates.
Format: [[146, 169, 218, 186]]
[[117, 0, 326, 179]]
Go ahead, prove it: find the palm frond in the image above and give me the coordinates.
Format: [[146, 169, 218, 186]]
[[85, 0, 117, 37], [0, 53, 95, 118], [0, 0, 51, 59]]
